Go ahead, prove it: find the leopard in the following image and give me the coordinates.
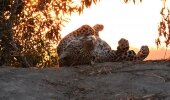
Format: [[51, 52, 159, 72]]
[[57, 24, 116, 66], [57, 24, 149, 67], [58, 35, 96, 67], [92, 25, 149, 62], [92, 24, 116, 63], [114, 38, 130, 61], [121, 45, 149, 61], [136, 45, 149, 61], [57, 24, 95, 57], [113, 38, 149, 62]]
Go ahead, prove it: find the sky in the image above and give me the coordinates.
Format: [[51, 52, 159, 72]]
[[60, 0, 170, 60]]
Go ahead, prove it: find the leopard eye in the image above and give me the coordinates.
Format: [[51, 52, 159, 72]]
[[129, 51, 132, 55]]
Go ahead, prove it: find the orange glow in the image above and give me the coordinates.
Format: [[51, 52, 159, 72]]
[[72, 0, 81, 5], [49, 10, 56, 19], [60, 0, 170, 60]]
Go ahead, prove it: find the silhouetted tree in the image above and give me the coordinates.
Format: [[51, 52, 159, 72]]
[[157, 0, 170, 47]]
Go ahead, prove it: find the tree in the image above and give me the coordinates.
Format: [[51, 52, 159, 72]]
[[157, 0, 170, 47], [0, 0, 99, 67], [0, 0, 31, 67]]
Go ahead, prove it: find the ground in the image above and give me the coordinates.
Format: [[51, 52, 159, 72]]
[[0, 60, 170, 100]]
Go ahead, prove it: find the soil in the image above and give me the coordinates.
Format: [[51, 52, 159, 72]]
[[0, 60, 170, 100]]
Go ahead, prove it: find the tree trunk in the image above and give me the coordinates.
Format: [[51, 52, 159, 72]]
[[4, 0, 31, 68]]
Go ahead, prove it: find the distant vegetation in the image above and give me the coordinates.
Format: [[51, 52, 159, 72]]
[[0, 0, 169, 67]]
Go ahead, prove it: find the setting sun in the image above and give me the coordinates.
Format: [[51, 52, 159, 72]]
[[61, 0, 170, 60]]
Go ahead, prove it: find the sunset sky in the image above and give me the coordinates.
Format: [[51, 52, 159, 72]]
[[61, 0, 170, 60]]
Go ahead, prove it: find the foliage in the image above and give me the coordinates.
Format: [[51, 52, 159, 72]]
[[123, 0, 142, 4], [156, 0, 170, 47], [0, 0, 99, 67]]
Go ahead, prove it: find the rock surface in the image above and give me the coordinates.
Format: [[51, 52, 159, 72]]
[[0, 60, 170, 100]]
